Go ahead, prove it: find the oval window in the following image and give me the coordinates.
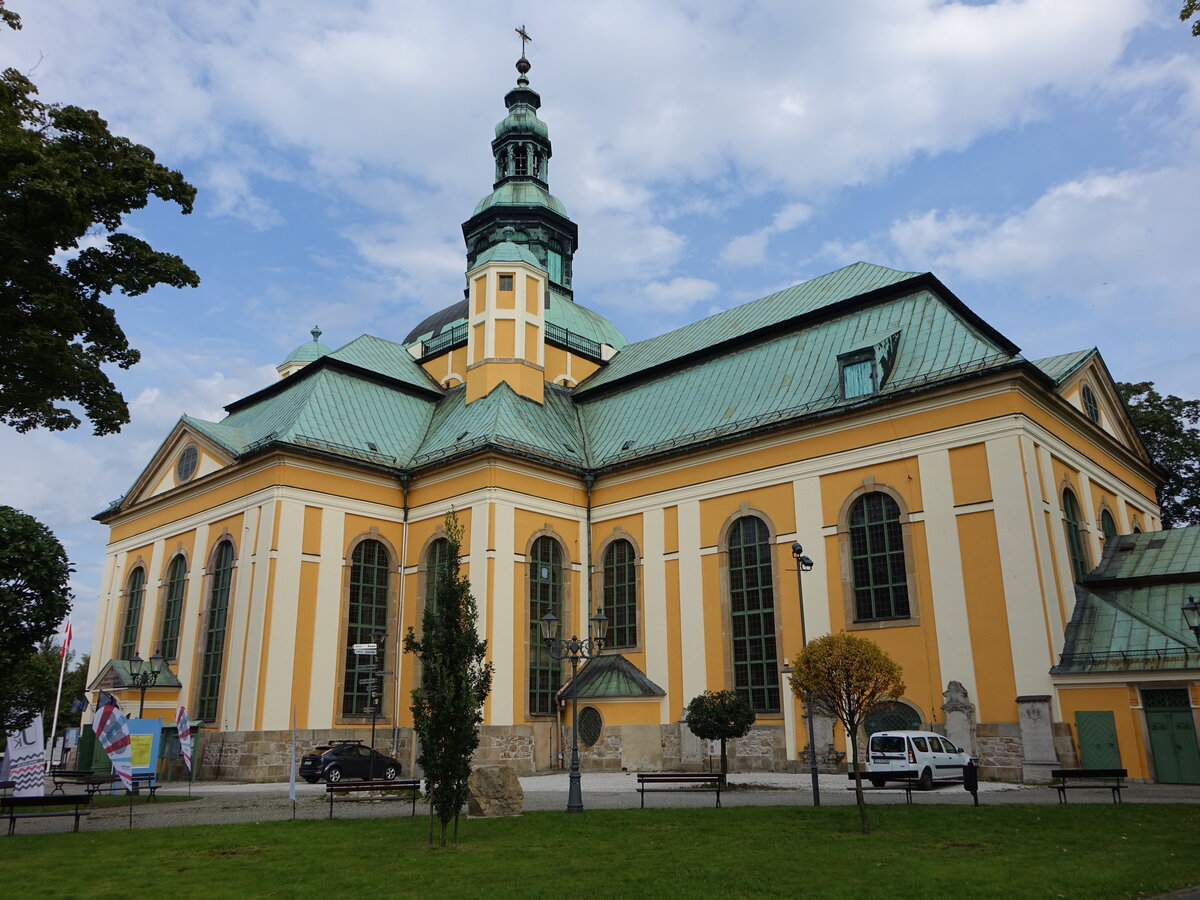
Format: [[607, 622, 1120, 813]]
[[176, 445, 198, 483], [578, 706, 602, 748]]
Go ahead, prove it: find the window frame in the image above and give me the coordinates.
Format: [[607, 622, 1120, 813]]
[[118, 566, 146, 661], [195, 539, 236, 724], [599, 536, 639, 650], [839, 348, 876, 399], [158, 554, 187, 661], [340, 538, 393, 718], [722, 513, 781, 715], [527, 533, 567, 718], [1081, 384, 1100, 424], [837, 482, 921, 632], [847, 491, 912, 623], [1062, 488, 1089, 583]]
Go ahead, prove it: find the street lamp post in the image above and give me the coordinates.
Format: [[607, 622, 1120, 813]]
[[540, 609, 608, 813], [127, 650, 165, 718], [790, 542, 821, 808]]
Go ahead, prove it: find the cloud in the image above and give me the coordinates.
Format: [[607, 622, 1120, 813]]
[[643, 277, 720, 312], [721, 202, 813, 266]]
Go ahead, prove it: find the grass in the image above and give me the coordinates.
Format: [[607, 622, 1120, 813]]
[[4, 804, 1200, 898]]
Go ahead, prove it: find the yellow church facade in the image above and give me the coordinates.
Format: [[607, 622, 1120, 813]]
[[86, 58, 1165, 782]]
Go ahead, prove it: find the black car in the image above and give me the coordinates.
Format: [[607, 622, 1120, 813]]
[[299, 740, 402, 783]]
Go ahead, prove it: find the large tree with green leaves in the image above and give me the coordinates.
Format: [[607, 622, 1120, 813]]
[[684, 690, 756, 784], [403, 513, 492, 847], [1117, 382, 1200, 529], [0, 505, 73, 733], [789, 632, 905, 835], [1, 4, 199, 435]]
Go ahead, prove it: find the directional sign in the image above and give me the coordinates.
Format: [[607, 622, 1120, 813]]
[[352, 643, 377, 655]]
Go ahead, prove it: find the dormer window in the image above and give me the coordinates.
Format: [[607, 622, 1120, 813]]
[[840, 349, 876, 399]]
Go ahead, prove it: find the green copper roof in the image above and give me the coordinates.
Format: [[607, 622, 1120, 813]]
[[496, 106, 548, 139], [473, 181, 568, 217], [413, 382, 585, 468], [283, 327, 332, 365], [92, 659, 184, 690], [473, 240, 543, 269], [327, 334, 441, 392], [562, 653, 666, 699], [578, 284, 1017, 466], [547, 293, 627, 350], [576, 263, 921, 394], [1032, 348, 1096, 385], [1087, 528, 1200, 583]]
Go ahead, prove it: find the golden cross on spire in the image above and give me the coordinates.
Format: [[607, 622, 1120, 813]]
[[516, 25, 532, 56]]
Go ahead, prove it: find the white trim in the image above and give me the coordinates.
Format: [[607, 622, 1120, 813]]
[[677, 500, 705, 702], [490, 500, 516, 725]]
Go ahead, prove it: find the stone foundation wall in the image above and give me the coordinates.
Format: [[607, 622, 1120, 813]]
[[198, 727, 412, 782], [473, 726, 537, 775], [975, 722, 1024, 782]]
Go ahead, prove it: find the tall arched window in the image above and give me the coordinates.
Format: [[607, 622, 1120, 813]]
[[603, 539, 637, 649], [424, 537, 452, 618], [158, 555, 187, 660], [1063, 489, 1088, 582], [118, 567, 145, 660], [849, 492, 910, 622], [197, 541, 235, 723], [727, 516, 779, 713], [529, 536, 563, 716], [1081, 384, 1100, 424], [342, 539, 391, 717], [1100, 509, 1118, 543]]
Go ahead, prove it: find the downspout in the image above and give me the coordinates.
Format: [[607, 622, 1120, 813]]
[[393, 471, 411, 759]]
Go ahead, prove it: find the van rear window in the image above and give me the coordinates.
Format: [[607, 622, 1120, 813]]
[[912, 737, 929, 752], [870, 736, 905, 753]]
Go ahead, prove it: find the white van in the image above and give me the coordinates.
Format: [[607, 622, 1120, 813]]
[[864, 730, 972, 789]]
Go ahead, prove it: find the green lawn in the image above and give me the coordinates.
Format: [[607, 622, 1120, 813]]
[[4, 805, 1199, 898]]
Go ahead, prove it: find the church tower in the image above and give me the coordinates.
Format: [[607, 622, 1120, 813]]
[[461, 53, 578, 304]]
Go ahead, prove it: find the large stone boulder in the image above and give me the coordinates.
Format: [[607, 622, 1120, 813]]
[[467, 765, 524, 817]]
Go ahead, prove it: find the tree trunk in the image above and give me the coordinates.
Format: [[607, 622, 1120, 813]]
[[849, 729, 870, 834], [427, 804, 434, 847], [453, 812, 459, 844], [439, 819, 447, 848]]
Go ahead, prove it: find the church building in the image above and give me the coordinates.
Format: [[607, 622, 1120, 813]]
[[86, 54, 1179, 783]]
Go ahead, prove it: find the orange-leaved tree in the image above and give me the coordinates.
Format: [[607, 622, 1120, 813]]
[[789, 632, 904, 835]]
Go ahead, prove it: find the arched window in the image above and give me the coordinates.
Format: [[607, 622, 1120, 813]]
[[529, 536, 563, 716], [864, 701, 921, 737], [158, 555, 187, 660], [1100, 509, 1118, 542], [849, 492, 910, 622], [118, 567, 145, 660], [1081, 384, 1100, 424], [424, 538, 452, 617], [1063, 489, 1088, 582], [727, 516, 779, 713], [197, 541, 235, 723], [603, 539, 637, 649], [342, 539, 391, 717]]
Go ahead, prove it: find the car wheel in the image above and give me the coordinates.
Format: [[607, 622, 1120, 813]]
[[382, 765, 398, 781], [326, 767, 343, 784], [918, 767, 933, 791], [869, 776, 887, 788]]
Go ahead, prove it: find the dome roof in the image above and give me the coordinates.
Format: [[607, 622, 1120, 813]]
[[282, 327, 331, 364], [404, 300, 468, 345], [496, 105, 548, 140], [402, 295, 626, 352], [473, 181, 568, 218]]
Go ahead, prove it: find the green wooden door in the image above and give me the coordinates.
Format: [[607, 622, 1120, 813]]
[[1075, 711, 1121, 769], [1143, 689, 1200, 784]]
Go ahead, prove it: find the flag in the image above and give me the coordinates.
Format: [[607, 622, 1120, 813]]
[[176, 706, 193, 772], [60, 619, 72, 658], [69, 695, 87, 715], [3, 716, 46, 797], [97, 690, 120, 710], [92, 703, 133, 791]]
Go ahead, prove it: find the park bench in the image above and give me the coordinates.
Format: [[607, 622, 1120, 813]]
[[50, 770, 110, 797], [1050, 768, 1126, 804], [847, 763, 979, 805], [119, 773, 159, 800], [0, 781, 13, 796], [326, 779, 422, 820], [636, 772, 722, 809], [2, 793, 92, 836]]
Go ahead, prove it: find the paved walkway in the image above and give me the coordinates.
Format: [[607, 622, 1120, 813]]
[[12, 771, 1200, 834]]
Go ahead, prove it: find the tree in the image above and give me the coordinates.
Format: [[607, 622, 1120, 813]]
[[1116, 382, 1200, 529], [0, 505, 73, 733], [1183, 1, 1200, 36], [1, 4, 199, 436], [402, 512, 492, 847], [684, 690, 756, 785], [789, 632, 905, 835]]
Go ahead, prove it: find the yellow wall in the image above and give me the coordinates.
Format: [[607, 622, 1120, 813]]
[[957, 511, 1018, 722], [949, 443, 992, 506], [1057, 685, 1152, 779]]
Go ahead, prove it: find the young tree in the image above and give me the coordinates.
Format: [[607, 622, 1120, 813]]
[[0, 505, 73, 732], [1117, 381, 1200, 529], [789, 633, 905, 835], [1, 4, 199, 435], [684, 690, 756, 784], [403, 513, 492, 847]]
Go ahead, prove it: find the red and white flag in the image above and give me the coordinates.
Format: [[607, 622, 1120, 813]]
[[60, 619, 72, 658], [92, 702, 133, 791], [176, 706, 193, 772]]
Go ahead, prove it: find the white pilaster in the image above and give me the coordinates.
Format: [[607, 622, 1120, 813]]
[[491, 500, 515, 724], [677, 500, 705, 701], [642, 507, 669, 718]]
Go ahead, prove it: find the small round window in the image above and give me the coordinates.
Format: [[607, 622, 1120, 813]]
[[1081, 384, 1100, 424], [578, 706, 602, 748], [176, 445, 198, 483]]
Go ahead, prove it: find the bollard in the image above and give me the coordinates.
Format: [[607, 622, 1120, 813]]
[[963, 760, 979, 806]]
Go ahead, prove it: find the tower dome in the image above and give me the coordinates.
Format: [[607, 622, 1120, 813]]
[[277, 326, 331, 378]]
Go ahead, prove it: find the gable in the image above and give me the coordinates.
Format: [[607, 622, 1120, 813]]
[[1038, 349, 1149, 461], [120, 419, 239, 509]]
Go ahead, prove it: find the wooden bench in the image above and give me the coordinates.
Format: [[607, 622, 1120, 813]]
[[2, 794, 92, 836], [326, 779, 422, 819], [636, 773, 723, 809], [50, 771, 110, 797], [1050, 768, 1126, 804], [120, 773, 159, 800]]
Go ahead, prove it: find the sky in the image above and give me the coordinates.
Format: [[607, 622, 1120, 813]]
[[3, 0, 1199, 655]]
